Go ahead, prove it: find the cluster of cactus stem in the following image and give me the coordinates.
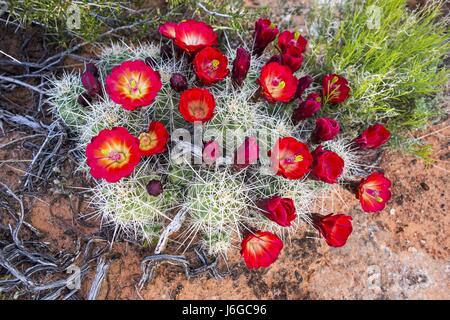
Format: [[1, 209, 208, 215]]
[[48, 41, 365, 255]]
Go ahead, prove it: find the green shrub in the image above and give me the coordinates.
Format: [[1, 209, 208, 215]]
[[304, 0, 449, 151]]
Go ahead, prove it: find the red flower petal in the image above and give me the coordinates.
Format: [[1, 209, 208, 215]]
[[106, 60, 162, 111], [193, 47, 230, 85], [312, 118, 340, 143], [278, 30, 308, 54], [354, 124, 390, 149], [292, 92, 322, 122], [253, 18, 279, 56], [313, 213, 353, 247], [357, 172, 392, 213], [178, 88, 216, 123], [322, 73, 350, 104], [138, 121, 170, 156], [158, 22, 177, 39], [174, 20, 218, 54], [86, 127, 141, 183], [257, 196, 297, 227], [232, 47, 251, 86], [240, 231, 283, 269], [311, 146, 344, 184], [258, 62, 298, 103], [270, 137, 313, 180]]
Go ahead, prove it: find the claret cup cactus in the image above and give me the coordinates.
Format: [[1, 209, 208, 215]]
[[48, 18, 393, 269]]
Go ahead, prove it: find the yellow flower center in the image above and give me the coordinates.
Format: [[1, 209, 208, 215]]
[[331, 76, 339, 84], [294, 31, 300, 40], [211, 59, 220, 69], [130, 79, 138, 89], [278, 81, 286, 89], [315, 97, 322, 102], [294, 155, 303, 162], [375, 196, 383, 203], [269, 23, 276, 29]]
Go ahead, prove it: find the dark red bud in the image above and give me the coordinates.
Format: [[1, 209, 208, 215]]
[[146, 179, 163, 196], [85, 63, 99, 78], [170, 73, 188, 92], [81, 71, 101, 96]]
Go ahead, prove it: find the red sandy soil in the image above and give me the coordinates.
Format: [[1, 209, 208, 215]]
[[1, 118, 448, 299]]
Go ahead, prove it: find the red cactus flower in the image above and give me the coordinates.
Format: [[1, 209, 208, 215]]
[[311, 146, 344, 184], [106, 60, 162, 111], [292, 92, 322, 123], [257, 196, 297, 227], [203, 140, 221, 165], [241, 231, 283, 269], [269, 137, 313, 180], [312, 213, 353, 247], [138, 121, 170, 156], [357, 172, 392, 213], [354, 124, 390, 149], [258, 62, 298, 103], [232, 47, 251, 86], [173, 20, 218, 54], [178, 88, 216, 123], [86, 127, 141, 183], [81, 71, 101, 96], [158, 22, 177, 39], [322, 73, 350, 104], [312, 118, 340, 143], [295, 75, 313, 99], [234, 136, 259, 170], [278, 30, 307, 54], [281, 45, 304, 73], [253, 18, 279, 56], [193, 47, 230, 85]]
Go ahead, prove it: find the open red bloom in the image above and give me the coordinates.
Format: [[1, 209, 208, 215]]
[[281, 45, 304, 73], [241, 231, 283, 269], [106, 60, 162, 111], [257, 196, 297, 227], [313, 213, 353, 248], [193, 47, 230, 85], [158, 22, 177, 39], [178, 88, 216, 123], [312, 117, 340, 143], [86, 127, 141, 183], [354, 124, 390, 149], [234, 136, 259, 170], [253, 18, 279, 56], [311, 146, 344, 184], [258, 62, 298, 103], [278, 30, 307, 54], [270, 137, 313, 180], [322, 74, 350, 104], [174, 20, 218, 54], [292, 92, 322, 123], [357, 172, 392, 213], [138, 121, 170, 156], [232, 47, 251, 86]]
